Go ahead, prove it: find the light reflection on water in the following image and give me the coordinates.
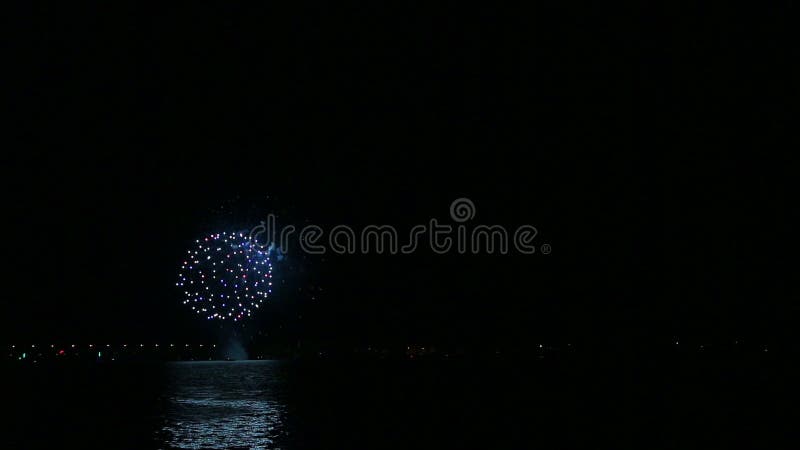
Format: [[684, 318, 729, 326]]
[[160, 361, 287, 450]]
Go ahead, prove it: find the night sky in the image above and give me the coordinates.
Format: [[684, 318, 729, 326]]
[[4, 4, 794, 351]]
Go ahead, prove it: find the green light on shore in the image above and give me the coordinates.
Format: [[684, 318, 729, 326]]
[[21, 352, 26, 359], [98, 351, 102, 358]]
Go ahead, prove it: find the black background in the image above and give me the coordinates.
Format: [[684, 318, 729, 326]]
[[4, 3, 795, 352]]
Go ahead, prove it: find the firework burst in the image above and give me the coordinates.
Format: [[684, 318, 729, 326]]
[[177, 231, 274, 321]]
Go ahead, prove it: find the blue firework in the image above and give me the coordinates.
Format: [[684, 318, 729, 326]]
[[177, 231, 274, 321]]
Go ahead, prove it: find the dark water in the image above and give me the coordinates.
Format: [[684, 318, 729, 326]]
[[6, 357, 796, 449]]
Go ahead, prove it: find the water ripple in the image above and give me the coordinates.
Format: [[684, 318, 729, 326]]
[[159, 361, 287, 449]]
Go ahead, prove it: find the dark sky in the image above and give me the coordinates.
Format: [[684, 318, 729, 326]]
[[4, 4, 794, 349]]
